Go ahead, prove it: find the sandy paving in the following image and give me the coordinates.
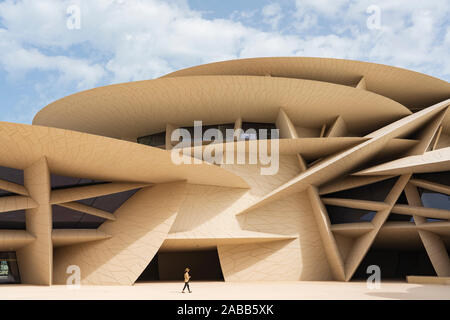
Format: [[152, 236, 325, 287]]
[[0, 281, 449, 300]]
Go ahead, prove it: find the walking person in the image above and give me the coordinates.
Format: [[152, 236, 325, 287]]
[[182, 267, 192, 293]]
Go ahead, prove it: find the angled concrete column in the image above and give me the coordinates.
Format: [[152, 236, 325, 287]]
[[16, 157, 52, 285]]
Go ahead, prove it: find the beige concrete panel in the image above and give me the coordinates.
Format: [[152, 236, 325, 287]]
[[355, 77, 367, 90], [0, 122, 248, 189], [356, 147, 450, 176], [217, 239, 307, 281], [16, 157, 52, 285], [321, 198, 390, 211], [170, 155, 302, 235], [52, 182, 187, 285], [331, 223, 374, 238], [50, 182, 149, 204], [319, 175, 395, 195], [0, 230, 35, 251], [307, 186, 345, 281], [436, 132, 450, 149], [326, 116, 348, 137], [0, 195, 37, 213], [238, 193, 333, 281], [409, 179, 450, 196], [0, 179, 28, 196], [57, 202, 116, 221], [407, 275, 450, 285], [391, 205, 450, 220], [275, 108, 298, 139], [237, 101, 447, 216], [52, 229, 112, 248], [162, 57, 450, 112], [34, 76, 411, 138], [295, 126, 320, 138], [333, 234, 354, 262]]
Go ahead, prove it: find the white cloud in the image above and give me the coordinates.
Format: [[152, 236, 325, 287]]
[[262, 3, 283, 30]]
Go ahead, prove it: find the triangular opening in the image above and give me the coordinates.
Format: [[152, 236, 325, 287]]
[[325, 177, 397, 202], [418, 188, 450, 211], [0, 165, 24, 185], [50, 173, 108, 190], [0, 209, 26, 230], [414, 171, 450, 187], [326, 205, 376, 224], [52, 205, 106, 229], [76, 188, 140, 213], [0, 188, 19, 197]]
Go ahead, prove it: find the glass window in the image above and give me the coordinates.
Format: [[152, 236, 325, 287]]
[[0, 252, 20, 284], [420, 189, 450, 211]]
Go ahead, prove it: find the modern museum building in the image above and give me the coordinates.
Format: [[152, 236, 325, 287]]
[[0, 57, 449, 286]]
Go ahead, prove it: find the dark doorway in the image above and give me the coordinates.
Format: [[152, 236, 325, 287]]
[[352, 249, 436, 281], [136, 248, 224, 282]]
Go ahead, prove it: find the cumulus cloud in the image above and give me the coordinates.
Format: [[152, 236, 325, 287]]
[[0, 0, 448, 124]]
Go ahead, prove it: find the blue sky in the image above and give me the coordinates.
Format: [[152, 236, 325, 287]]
[[0, 0, 449, 124]]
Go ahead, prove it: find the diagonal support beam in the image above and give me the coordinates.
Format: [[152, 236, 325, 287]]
[[57, 202, 116, 221], [409, 179, 450, 196], [321, 198, 390, 211], [0, 178, 28, 196], [0, 195, 38, 213], [307, 186, 346, 281]]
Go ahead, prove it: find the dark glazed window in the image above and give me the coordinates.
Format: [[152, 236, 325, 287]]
[[0, 210, 26, 230], [0, 252, 20, 284], [419, 189, 450, 211], [414, 171, 450, 186], [137, 131, 166, 148], [50, 173, 107, 190], [240, 122, 278, 140], [326, 205, 376, 224], [52, 205, 106, 229], [325, 178, 397, 202], [77, 188, 140, 213], [0, 165, 24, 185]]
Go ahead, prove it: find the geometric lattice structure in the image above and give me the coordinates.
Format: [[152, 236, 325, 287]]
[[1, 57, 449, 285]]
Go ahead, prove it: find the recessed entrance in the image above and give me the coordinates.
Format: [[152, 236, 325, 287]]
[[136, 248, 224, 282], [352, 248, 436, 281]]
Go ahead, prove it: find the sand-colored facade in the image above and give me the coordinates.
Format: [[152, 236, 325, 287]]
[[0, 57, 449, 285]]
